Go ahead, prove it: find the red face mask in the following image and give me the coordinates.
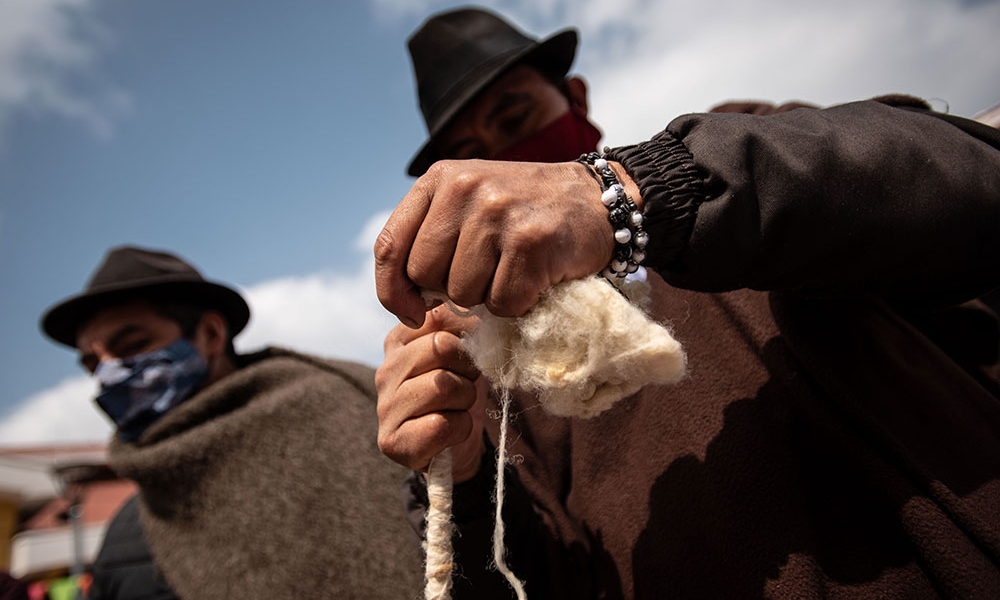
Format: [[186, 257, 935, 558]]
[[493, 107, 602, 163]]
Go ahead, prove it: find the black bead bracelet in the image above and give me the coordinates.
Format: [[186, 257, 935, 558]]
[[577, 150, 648, 279]]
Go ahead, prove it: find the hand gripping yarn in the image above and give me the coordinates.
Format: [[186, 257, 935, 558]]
[[423, 274, 687, 600]]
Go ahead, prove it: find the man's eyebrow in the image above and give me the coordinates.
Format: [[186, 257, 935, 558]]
[[106, 324, 145, 351], [440, 90, 534, 158], [77, 323, 145, 369], [484, 91, 532, 127]]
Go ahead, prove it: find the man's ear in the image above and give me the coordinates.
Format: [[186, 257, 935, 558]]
[[565, 76, 589, 114], [193, 311, 229, 360]]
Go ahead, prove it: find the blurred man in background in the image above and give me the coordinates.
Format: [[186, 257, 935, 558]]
[[42, 245, 421, 600]]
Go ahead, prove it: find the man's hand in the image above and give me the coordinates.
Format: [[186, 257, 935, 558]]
[[376, 305, 486, 483], [375, 159, 631, 327]]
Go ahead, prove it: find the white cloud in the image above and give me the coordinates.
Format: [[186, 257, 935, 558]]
[[370, 0, 1000, 143], [0, 0, 130, 142], [370, 0, 442, 22], [0, 375, 110, 446], [0, 212, 397, 445], [580, 0, 1000, 146], [236, 211, 395, 367]]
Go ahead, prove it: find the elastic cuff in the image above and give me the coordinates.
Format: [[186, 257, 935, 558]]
[[606, 131, 708, 269]]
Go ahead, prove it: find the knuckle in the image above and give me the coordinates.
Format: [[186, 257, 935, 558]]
[[374, 368, 388, 396], [431, 369, 465, 398], [372, 226, 398, 266], [374, 391, 393, 421], [424, 412, 458, 447], [405, 259, 433, 289], [424, 159, 449, 179], [477, 186, 512, 223], [429, 329, 462, 360], [374, 352, 404, 396], [377, 427, 424, 471], [445, 168, 480, 197], [376, 429, 397, 457]]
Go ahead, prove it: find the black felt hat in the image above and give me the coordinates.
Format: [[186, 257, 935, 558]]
[[406, 7, 578, 176], [41, 245, 250, 348]]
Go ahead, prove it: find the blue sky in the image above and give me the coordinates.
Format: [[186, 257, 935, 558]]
[[2, 0, 999, 445]]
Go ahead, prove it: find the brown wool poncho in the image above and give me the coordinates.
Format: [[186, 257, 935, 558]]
[[107, 347, 423, 600]]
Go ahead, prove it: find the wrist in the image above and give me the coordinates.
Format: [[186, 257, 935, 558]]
[[609, 161, 643, 211], [577, 151, 649, 279]]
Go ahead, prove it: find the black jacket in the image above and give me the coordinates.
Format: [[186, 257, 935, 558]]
[[405, 99, 1000, 599], [88, 495, 177, 600]]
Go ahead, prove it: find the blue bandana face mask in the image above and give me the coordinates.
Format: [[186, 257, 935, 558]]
[[94, 338, 209, 442]]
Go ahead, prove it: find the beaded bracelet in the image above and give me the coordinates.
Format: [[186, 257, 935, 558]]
[[577, 150, 648, 279]]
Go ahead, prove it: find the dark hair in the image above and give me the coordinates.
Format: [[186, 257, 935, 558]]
[[150, 299, 239, 361]]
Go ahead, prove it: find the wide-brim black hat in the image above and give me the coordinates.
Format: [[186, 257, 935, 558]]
[[41, 245, 250, 348], [406, 8, 578, 177]]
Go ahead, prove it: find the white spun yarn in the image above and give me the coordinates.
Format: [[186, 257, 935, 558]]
[[424, 448, 455, 600], [422, 274, 687, 600], [491, 387, 529, 599]]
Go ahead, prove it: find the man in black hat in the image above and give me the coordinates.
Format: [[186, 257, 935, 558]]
[[42, 246, 252, 443], [41, 245, 422, 600], [375, 6, 1000, 600], [405, 7, 597, 177]]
